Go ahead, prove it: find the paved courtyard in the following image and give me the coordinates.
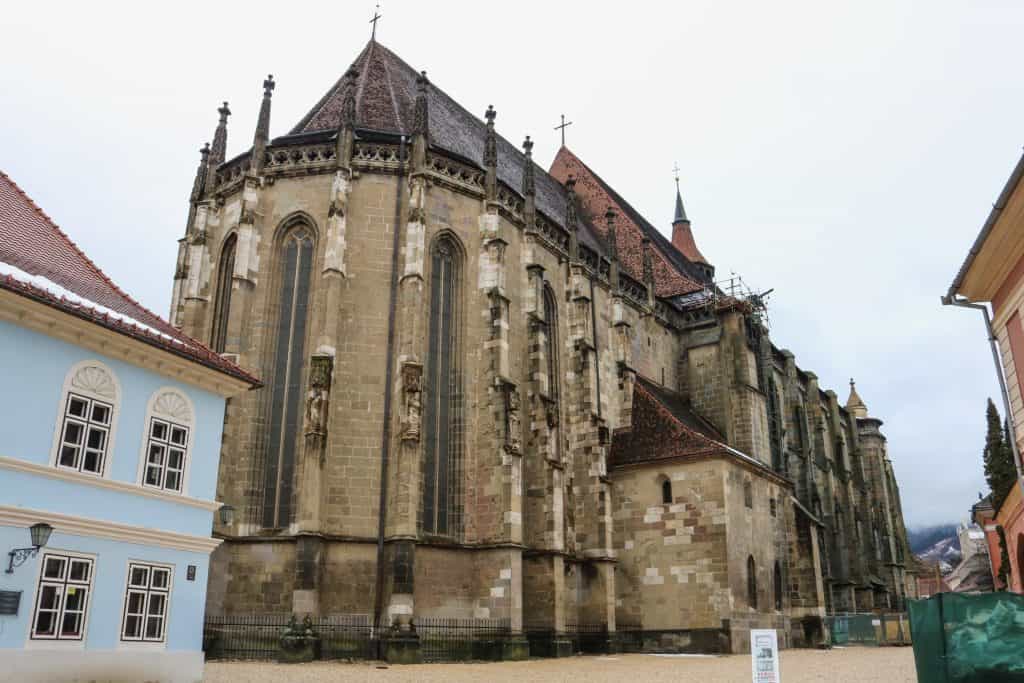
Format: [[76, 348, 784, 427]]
[[205, 647, 917, 682]]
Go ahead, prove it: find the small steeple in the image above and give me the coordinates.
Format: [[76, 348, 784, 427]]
[[565, 175, 579, 261], [251, 75, 275, 175], [846, 378, 868, 419], [483, 105, 497, 200], [606, 207, 620, 289], [674, 182, 688, 224]]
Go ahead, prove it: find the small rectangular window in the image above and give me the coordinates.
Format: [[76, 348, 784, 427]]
[[31, 552, 94, 641], [121, 562, 172, 642], [56, 393, 112, 476], [143, 418, 189, 493]]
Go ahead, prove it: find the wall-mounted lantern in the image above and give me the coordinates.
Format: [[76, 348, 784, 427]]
[[218, 504, 235, 527], [5, 523, 53, 574]]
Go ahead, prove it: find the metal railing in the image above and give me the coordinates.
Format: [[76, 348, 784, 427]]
[[416, 617, 511, 662], [825, 613, 911, 646]]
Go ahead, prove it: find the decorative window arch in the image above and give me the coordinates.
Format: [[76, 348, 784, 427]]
[[210, 232, 237, 353], [138, 388, 196, 494], [50, 361, 121, 476], [747, 555, 758, 609], [421, 233, 465, 538], [660, 476, 673, 505], [261, 223, 316, 528], [774, 560, 783, 611]]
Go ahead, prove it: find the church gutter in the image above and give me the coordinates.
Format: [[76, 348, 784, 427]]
[[373, 135, 407, 643]]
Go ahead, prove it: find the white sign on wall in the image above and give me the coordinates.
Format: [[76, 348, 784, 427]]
[[751, 629, 781, 683]]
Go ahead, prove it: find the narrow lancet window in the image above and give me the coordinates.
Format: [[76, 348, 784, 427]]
[[262, 227, 314, 528], [543, 285, 562, 461], [211, 234, 237, 353], [422, 235, 464, 537]]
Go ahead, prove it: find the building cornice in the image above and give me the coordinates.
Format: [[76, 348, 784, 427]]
[[0, 456, 221, 512], [0, 290, 252, 396], [0, 504, 222, 554]]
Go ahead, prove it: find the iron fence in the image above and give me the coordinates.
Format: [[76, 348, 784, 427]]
[[204, 614, 292, 660], [415, 617, 511, 662]]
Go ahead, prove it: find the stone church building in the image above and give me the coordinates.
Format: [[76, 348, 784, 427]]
[[170, 37, 914, 655]]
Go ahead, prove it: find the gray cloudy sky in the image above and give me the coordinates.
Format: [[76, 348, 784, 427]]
[[3, 1, 1022, 528]]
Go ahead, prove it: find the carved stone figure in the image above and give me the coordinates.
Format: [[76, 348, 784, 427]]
[[305, 355, 333, 441], [505, 384, 522, 454], [401, 362, 423, 442]]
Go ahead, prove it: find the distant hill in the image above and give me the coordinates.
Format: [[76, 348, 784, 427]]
[[909, 524, 961, 574]]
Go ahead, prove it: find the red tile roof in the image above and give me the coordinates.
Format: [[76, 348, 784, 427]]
[[0, 170, 258, 387], [549, 146, 707, 297]]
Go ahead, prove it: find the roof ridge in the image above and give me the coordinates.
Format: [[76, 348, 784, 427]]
[[376, 43, 406, 132], [554, 148, 707, 291], [0, 171, 180, 336]]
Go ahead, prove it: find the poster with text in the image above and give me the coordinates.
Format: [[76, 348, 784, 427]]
[[751, 628, 781, 683]]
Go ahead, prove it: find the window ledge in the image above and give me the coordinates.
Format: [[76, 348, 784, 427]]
[[0, 456, 219, 512]]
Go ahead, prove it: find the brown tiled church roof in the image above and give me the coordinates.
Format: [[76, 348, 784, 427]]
[[0, 171, 258, 386], [288, 39, 605, 255], [610, 376, 728, 468], [549, 146, 709, 297], [611, 376, 784, 484]]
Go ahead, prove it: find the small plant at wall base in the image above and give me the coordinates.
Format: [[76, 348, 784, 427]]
[[983, 399, 1017, 511]]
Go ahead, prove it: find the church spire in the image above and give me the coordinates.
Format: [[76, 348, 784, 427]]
[[846, 378, 868, 419], [205, 102, 231, 196], [674, 182, 688, 224], [251, 75, 275, 175]]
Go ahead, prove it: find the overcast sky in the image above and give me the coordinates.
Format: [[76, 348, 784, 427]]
[[3, 1, 1022, 528]]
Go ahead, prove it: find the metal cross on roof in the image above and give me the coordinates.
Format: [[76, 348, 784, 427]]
[[370, 1, 382, 40], [673, 162, 681, 188], [554, 114, 573, 147]]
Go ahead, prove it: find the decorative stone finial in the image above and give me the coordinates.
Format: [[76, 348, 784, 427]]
[[605, 207, 619, 259], [340, 67, 359, 129], [846, 378, 868, 419], [209, 101, 231, 167], [521, 135, 535, 198], [565, 175, 579, 261], [642, 235, 654, 285], [251, 77, 275, 175], [190, 143, 211, 203], [412, 71, 430, 137], [483, 105, 497, 168]]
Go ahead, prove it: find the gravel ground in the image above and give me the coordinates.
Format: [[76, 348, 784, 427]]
[[205, 647, 917, 682]]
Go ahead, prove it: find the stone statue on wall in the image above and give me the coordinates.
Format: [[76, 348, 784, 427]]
[[505, 383, 522, 454], [401, 362, 423, 442], [304, 355, 333, 458]]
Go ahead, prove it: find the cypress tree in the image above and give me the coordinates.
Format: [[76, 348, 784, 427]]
[[983, 399, 1017, 511]]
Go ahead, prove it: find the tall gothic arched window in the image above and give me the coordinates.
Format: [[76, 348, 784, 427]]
[[774, 560, 783, 611], [211, 234, 237, 353], [747, 556, 758, 609], [422, 235, 464, 537], [261, 226, 314, 529], [543, 285, 562, 461]]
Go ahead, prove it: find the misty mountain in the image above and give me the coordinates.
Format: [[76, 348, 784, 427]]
[[909, 524, 962, 574]]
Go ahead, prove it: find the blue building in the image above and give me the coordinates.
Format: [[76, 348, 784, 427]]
[[0, 171, 258, 682]]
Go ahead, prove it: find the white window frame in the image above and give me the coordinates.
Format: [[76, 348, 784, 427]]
[[136, 388, 195, 496], [119, 561, 174, 644], [49, 361, 121, 477], [27, 550, 95, 645]]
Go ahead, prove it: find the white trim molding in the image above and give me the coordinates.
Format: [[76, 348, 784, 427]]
[[0, 289, 253, 397], [0, 456, 220, 512], [0, 505, 222, 554]]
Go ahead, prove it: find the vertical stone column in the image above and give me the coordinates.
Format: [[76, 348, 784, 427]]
[[181, 201, 215, 335]]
